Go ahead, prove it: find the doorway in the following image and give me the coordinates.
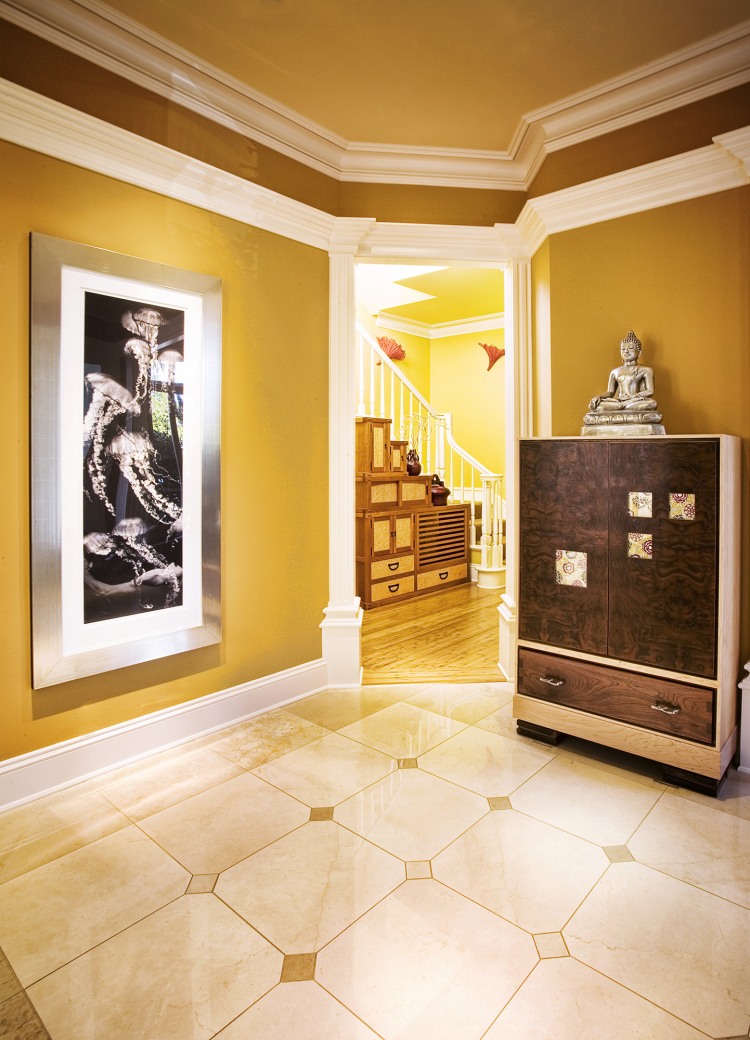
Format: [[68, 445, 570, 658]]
[[354, 261, 508, 684]]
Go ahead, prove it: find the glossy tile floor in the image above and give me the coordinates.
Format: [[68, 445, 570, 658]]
[[1, 682, 749, 1040]]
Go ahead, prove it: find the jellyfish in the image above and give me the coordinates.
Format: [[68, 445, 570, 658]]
[[134, 562, 183, 610], [121, 307, 165, 352], [107, 429, 181, 523], [123, 337, 153, 401], [112, 517, 169, 573], [166, 516, 182, 547], [83, 373, 141, 514]]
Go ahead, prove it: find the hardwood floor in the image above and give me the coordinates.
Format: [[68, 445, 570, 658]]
[[361, 581, 503, 684]]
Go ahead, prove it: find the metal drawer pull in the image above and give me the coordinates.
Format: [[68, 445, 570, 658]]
[[388, 562, 400, 570], [651, 700, 680, 715], [388, 583, 400, 592], [439, 571, 449, 579], [539, 675, 565, 687]]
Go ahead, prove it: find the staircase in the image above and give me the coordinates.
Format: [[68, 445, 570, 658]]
[[356, 325, 505, 589]]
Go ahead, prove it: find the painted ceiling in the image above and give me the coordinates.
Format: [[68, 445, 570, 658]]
[[97, 0, 748, 152]]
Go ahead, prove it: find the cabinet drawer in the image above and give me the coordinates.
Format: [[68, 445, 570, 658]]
[[417, 563, 468, 591], [371, 555, 414, 581], [371, 575, 415, 604], [517, 647, 714, 745]]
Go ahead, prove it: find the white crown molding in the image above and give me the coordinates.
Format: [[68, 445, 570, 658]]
[[2, 0, 748, 190], [715, 125, 750, 172], [0, 658, 328, 811], [0, 78, 337, 250], [517, 138, 750, 255], [3, 79, 747, 264], [377, 312, 505, 340]]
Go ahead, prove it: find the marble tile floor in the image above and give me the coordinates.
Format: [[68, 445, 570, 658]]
[[1, 681, 749, 1040]]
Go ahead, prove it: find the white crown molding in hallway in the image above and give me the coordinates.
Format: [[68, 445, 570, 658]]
[[2, 78, 748, 261], [1, 0, 749, 190]]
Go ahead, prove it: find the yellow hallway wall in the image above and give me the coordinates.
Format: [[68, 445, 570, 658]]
[[541, 187, 750, 662], [0, 142, 330, 761], [429, 331, 506, 476]]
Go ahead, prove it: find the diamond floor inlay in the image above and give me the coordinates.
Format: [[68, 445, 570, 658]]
[[1, 681, 749, 1039]]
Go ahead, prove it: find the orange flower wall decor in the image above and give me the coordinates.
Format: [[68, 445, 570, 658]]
[[376, 336, 406, 363], [480, 342, 505, 371]]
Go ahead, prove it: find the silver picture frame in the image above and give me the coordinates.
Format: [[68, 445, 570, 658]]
[[30, 233, 222, 688]]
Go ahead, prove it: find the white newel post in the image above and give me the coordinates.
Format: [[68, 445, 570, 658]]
[[739, 662, 750, 773], [321, 221, 374, 686], [498, 252, 533, 679]]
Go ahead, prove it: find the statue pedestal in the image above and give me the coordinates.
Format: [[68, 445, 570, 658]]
[[581, 422, 666, 438]]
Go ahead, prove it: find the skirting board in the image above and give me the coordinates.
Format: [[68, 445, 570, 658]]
[[0, 658, 329, 813]]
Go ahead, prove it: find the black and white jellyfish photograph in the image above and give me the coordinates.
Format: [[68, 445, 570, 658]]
[[82, 291, 185, 623]]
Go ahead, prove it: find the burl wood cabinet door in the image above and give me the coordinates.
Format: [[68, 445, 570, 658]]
[[607, 439, 718, 677], [519, 439, 609, 655]]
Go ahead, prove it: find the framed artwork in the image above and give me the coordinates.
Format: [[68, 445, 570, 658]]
[[30, 233, 222, 688]]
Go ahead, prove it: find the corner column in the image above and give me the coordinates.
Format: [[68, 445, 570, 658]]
[[498, 253, 533, 679], [321, 221, 374, 686]]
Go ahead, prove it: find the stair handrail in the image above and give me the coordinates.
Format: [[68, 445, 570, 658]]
[[357, 323, 491, 478]]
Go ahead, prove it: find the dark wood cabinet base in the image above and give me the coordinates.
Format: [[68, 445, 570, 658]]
[[516, 720, 564, 745], [661, 763, 725, 797]]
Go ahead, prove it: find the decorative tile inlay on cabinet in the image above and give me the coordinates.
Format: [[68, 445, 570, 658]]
[[515, 436, 740, 794]]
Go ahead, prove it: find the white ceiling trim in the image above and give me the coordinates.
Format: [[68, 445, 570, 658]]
[[2, 0, 748, 191], [377, 313, 505, 340], [2, 78, 747, 262], [0, 78, 337, 250], [517, 137, 750, 255]]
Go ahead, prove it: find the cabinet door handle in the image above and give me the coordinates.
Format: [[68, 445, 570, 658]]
[[439, 571, 449, 580], [388, 583, 400, 593], [388, 562, 400, 571], [651, 700, 680, 715], [539, 675, 565, 687]]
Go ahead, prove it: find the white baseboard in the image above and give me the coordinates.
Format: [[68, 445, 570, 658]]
[[0, 658, 329, 813]]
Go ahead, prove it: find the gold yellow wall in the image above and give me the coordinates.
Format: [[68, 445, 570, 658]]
[[540, 187, 750, 661], [1, 141, 330, 760], [429, 331, 506, 475]]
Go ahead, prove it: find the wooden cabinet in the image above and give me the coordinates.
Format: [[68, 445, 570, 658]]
[[355, 417, 470, 609], [514, 436, 740, 793]]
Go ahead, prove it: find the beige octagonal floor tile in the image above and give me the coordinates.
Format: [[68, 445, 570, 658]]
[[405, 683, 513, 724], [433, 810, 608, 933], [216, 821, 404, 953], [510, 755, 662, 845], [28, 894, 281, 1040], [253, 732, 396, 807], [339, 702, 466, 759], [316, 879, 538, 1040], [213, 980, 381, 1039], [0, 826, 189, 986], [0, 784, 130, 885], [628, 791, 750, 907], [138, 772, 309, 874], [207, 709, 331, 770], [483, 957, 709, 1039], [334, 769, 488, 860], [286, 685, 415, 730], [564, 861, 750, 1037], [97, 744, 244, 821], [419, 726, 554, 797]]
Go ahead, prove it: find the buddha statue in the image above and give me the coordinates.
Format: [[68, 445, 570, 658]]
[[582, 331, 665, 436]]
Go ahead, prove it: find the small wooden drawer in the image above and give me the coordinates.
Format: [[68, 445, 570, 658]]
[[356, 475, 431, 511], [417, 563, 468, 591], [371, 555, 415, 581], [371, 575, 415, 604], [517, 647, 714, 745]]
